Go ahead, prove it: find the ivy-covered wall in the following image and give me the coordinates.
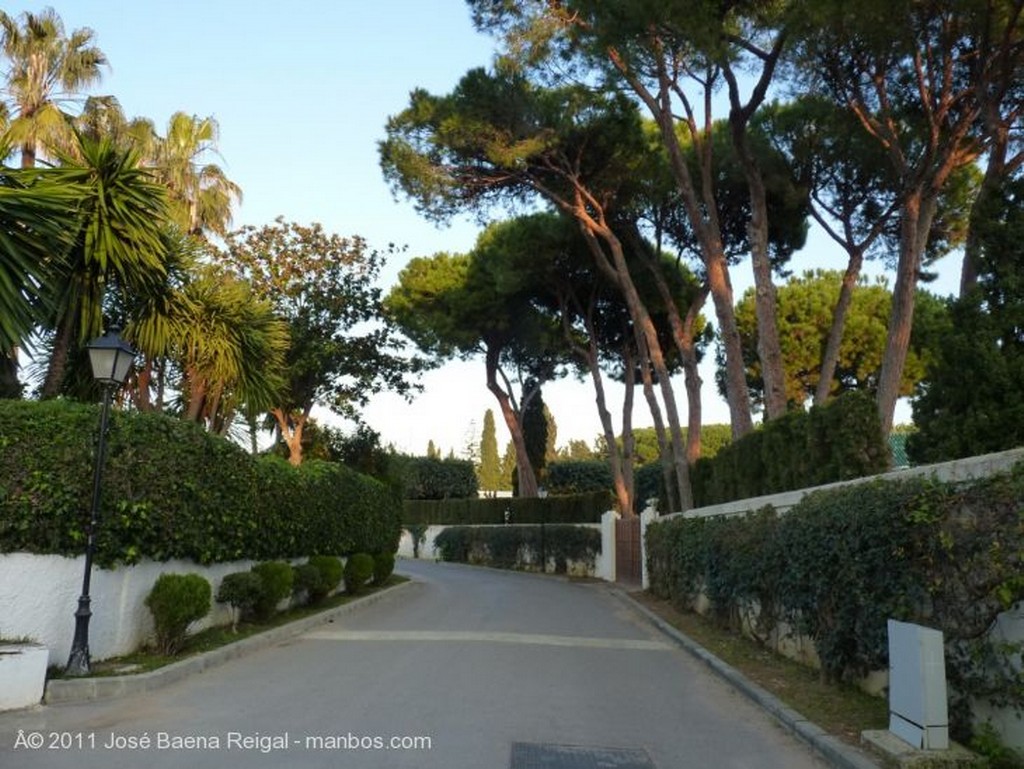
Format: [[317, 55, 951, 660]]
[[0, 400, 401, 566], [647, 463, 1024, 742]]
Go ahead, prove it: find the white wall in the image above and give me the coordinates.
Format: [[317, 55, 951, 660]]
[[0, 553, 273, 666]]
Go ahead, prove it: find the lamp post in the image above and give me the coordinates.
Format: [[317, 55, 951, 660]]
[[65, 326, 136, 677]]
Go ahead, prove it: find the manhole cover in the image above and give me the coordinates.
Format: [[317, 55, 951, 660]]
[[510, 742, 656, 769]]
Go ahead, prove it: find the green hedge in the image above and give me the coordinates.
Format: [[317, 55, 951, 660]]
[[545, 461, 612, 494], [403, 490, 611, 526], [396, 455, 478, 499], [647, 464, 1024, 740], [434, 524, 601, 574], [0, 400, 401, 566], [692, 390, 888, 506]]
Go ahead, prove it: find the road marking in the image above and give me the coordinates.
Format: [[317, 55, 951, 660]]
[[303, 629, 671, 651]]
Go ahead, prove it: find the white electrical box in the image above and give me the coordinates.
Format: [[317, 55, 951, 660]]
[[888, 619, 950, 750]]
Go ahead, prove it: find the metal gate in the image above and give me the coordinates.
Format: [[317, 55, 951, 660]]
[[615, 515, 642, 584]]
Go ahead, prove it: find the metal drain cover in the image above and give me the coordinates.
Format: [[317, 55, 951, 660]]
[[510, 742, 656, 769]]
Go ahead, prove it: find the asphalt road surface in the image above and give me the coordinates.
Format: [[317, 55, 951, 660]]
[[0, 560, 828, 768]]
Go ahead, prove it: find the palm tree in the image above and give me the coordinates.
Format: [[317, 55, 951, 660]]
[[0, 167, 77, 356], [37, 132, 169, 399], [171, 267, 288, 433], [0, 8, 107, 168], [152, 112, 242, 238]]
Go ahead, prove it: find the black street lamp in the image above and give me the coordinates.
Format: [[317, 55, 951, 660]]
[[65, 326, 136, 677]]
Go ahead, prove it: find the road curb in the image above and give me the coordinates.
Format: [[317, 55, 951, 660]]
[[609, 588, 881, 769], [44, 580, 415, 705]]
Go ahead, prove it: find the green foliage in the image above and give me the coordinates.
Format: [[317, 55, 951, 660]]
[[403, 491, 611, 526], [372, 552, 395, 585], [434, 524, 601, 574], [291, 563, 322, 603], [145, 573, 211, 654], [647, 463, 1024, 740], [478, 409, 502, 494], [910, 180, 1024, 463], [344, 553, 375, 595], [546, 461, 612, 495], [306, 555, 343, 602], [396, 455, 479, 499], [222, 219, 418, 444], [0, 401, 401, 565], [215, 571, 262, 630], [692, 391, 888, 506], [250, 561, 294, 620], [727, 271, 946, 408]]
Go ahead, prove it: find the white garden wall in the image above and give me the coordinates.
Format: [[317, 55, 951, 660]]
[[0, 553, 274, 666]]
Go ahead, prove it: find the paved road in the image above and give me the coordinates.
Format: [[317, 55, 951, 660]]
[[0, 561, 827, 768]]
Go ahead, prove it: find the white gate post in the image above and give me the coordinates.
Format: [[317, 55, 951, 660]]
[[598, 510, 619, 582], [639, 508, 657, 590]]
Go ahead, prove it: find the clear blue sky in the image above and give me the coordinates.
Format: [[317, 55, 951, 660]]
[[22, 2, 961, 455]]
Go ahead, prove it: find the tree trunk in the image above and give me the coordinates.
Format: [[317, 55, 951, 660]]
[[619, 345, 636, 515], [185, 369, 207, 423], [876, 191, 938, 436], [272, 407, 307, 467], [613, 55, 754, 438], [0, 350, 22, 398], [40, 318, 74, 399], [485, 344, 538, 497], [586, 338, 632, 514], [638, 351, 677, 514], [579, 222, 692, 510], [813, 249, 864, 406]]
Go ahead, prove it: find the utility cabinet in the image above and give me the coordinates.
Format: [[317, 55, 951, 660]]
[[888, 619, 949, 750]]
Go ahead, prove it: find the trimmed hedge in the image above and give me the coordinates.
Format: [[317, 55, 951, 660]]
[[0, 400, 401, 566], [647, 463, 1024, 740], [434, 524, 601, 574], [691, 390, 888, 506], [403, 490, 611, 526], [545, 461, 612, 495], [396, 455, 478, 499]]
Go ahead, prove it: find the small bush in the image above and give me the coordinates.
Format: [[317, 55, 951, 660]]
[[291, 563, 322, 604], [215, 571, 262, 631], [250, 561, 294, 620], [307, 555, 343, 602], [372, 552, 395, 585], [145, 573, 211, 654], [344, 553, 374, 595]]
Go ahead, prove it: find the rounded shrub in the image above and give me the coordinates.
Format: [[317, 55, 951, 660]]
[[307, 555, 343, 602], [344, 553, 374, 595], [291, 563, 322, 604], [215, 571, 262, 630], [372, 552, 395, 585], [145, 573, 211, 654], [250, 561, 294, 620]]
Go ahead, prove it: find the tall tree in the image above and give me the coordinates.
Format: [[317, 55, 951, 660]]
[[0, 8, 107, 168], [469, 0, 796, 432], [386, 245, 563, 497], [171, 266, 289, 434], [795, 0, 997, 435], [223, 218, 417, 466], [381, 68, 693, 508], [151, 112, 241, 238], [478, 409, 502, 496], [37, 133, 170, 399], [727, 270, 947, 408], [910, 174, 1024, 461]]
